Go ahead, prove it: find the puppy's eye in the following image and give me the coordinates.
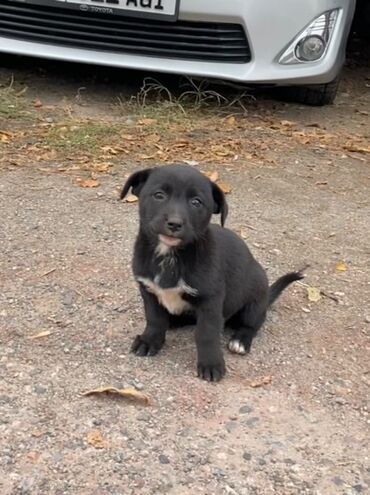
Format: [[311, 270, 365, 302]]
[[153, 191, 166, 201], [190, 198, 202, 208]]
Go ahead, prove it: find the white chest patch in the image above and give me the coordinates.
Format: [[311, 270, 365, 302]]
[[137, 276, 197, 315], [155, 241, 171, 257]]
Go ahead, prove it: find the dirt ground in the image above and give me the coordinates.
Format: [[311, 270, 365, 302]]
[[0, 37, 369, 495]]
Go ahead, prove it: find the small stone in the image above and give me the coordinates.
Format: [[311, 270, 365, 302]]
[[213, 467, 226, 477], [332, 476, 343, 486], [159, 454, 170, 464], [34, 385, 47, 395], [258, 458, 267, 466], [19, 477, 35, 494], [334, 397, 346, 405], [245, 416, 259, 428], [137, 412, 150, 422], [365, 316, 370, 324], [62, 293, 74, 306], [225, 422, 238, 433], [243, 452, 252, 461], [353, 485, 363, 493], [113, 306, 127, 313], [239, 405, 253, 414], [135, 382, 144, 391]]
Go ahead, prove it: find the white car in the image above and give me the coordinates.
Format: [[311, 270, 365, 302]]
[[0, 0, 356, 105]]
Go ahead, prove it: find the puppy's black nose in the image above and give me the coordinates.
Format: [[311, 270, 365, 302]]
[[166, 218, 183, 233]]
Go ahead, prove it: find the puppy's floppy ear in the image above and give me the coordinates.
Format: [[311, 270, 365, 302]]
[[212, 182, 228, 227], [120, 168, 152, 200]]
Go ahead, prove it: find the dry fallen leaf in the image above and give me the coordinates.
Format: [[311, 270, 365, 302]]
[[76, 178, 100, 188], [225, 116, 236, 126], [307, 287, 322, 303], [343, 144, 370, 154], [336, 261, 347, 272], [124, 194, 138, 203], [139, 153, 158, 160], [218, 181, 232, 194], [120, 133, 137, 141], [0, 131, 12, 143], [100, 146, 119, 155], [146, 133, 161, 144], [173, 140, 190, 149], [280, 120, 295, 127], [92, 162, 112, 173], [82, 387, 150, 405], [214, 150, 233, 157], [138, 118, 157, 126], [250, 375, 273, 388], [86, 430, 108, 449], [29, 330, 52, 339]]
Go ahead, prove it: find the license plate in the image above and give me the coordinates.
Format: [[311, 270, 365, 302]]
[[20, 0, 179, 21]]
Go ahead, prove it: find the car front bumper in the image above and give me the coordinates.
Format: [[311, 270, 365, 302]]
[[0, 0, 356, 85]]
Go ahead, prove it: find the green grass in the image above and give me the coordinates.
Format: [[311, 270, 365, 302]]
[[0, 80, 33, 121], [45, 122, 120, 153]]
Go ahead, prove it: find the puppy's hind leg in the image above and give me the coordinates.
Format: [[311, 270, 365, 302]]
[[228, 302, 266, 355]]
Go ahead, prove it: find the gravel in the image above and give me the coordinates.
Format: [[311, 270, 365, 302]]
[[0, 49, 369, 495]]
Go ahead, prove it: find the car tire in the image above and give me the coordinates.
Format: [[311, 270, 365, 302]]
[[276, 77, 340, 106]]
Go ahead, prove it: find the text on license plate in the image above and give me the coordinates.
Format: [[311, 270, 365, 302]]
[[64, 0, 178, 17]]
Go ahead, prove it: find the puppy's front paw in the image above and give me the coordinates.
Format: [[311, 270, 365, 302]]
[[131, 335, 164, 357], [197, 359, 226, 382]]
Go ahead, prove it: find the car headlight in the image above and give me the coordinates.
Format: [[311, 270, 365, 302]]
[[279, 9, 339, 64]]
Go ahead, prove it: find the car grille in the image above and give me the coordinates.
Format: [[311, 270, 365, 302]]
[[0, 1, 251, 63]]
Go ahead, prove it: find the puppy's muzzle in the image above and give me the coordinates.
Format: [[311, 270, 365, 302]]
[[165, 216, 184, 236]]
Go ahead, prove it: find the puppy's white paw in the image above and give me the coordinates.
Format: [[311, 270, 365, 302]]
[[228, 339, 247, 355]]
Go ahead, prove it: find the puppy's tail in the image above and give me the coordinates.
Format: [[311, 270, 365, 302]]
[[268, 267, 307, 306]]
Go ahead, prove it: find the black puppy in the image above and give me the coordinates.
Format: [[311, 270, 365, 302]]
[[121, 165, 303, 382]]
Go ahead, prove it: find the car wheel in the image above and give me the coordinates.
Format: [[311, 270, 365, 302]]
[[276, 77, 340, 106]]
